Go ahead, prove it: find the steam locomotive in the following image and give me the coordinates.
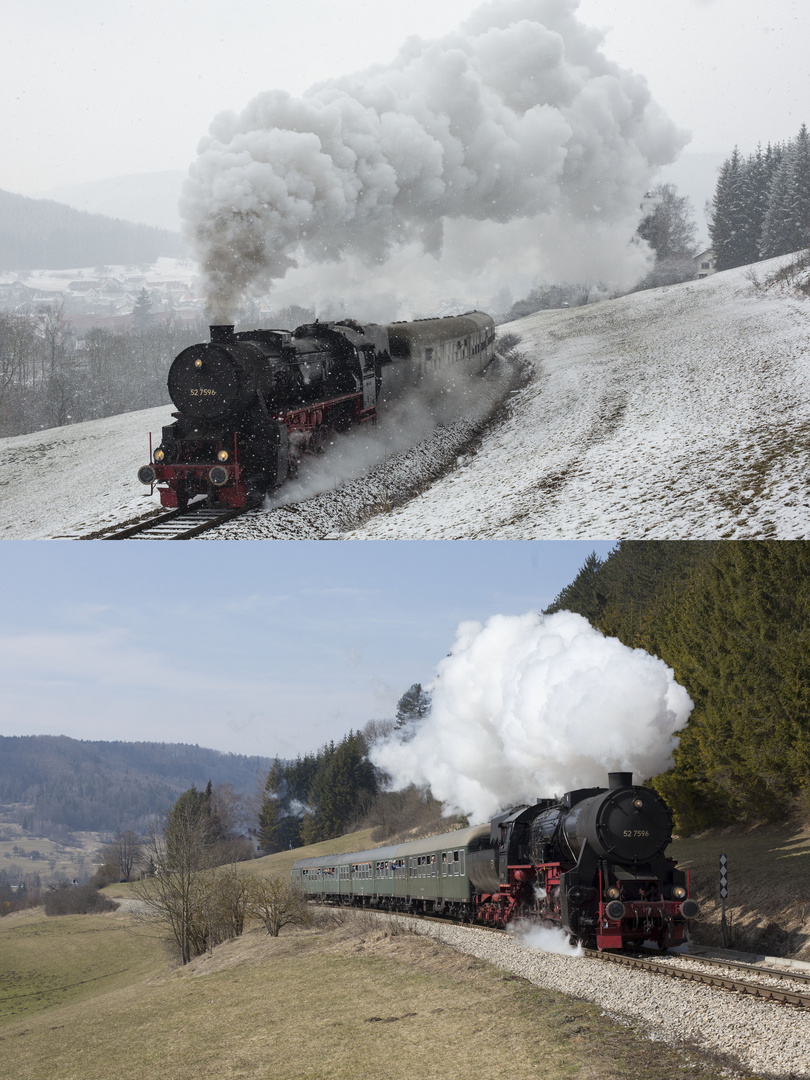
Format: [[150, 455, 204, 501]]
[[292, 773, 698, 952], [137, 312, 496, 509]]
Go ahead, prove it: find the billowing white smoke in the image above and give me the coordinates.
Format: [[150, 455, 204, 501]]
[[509, 921, 584, 957], [370, 611, 692, 822], [181, 0, 687, 320]]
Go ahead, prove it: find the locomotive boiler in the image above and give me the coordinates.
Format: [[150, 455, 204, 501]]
[[138, 312, 496, 509], [292, 772, 698, 952]]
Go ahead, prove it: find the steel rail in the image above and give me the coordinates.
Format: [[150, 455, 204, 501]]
[[584, 948, 810, 1008], [86, 502, 250, 540]]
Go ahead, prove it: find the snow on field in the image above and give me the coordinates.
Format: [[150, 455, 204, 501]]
[[2, 256, 809, 540], [0, 406, 171, 539], [342, 258, 810, 539]]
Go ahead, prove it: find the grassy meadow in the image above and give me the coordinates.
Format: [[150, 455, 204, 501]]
[[2, 820, 806, 1079], [0, 901, 757, 1080]]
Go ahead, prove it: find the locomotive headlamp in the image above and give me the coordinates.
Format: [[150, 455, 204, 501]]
[[209, 465, 229, 487], [606, 886, 621, 900], [672, 885, 687, 900], [195, 358, 203, 369], [217, 450, 230, 462], [138, 465, 156, 485], [154, 449, 165, 463], [605, 900, 626, 921], [632, 797, 644, 809]]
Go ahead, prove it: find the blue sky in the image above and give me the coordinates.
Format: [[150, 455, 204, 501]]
[[0, 541, 614, 759]]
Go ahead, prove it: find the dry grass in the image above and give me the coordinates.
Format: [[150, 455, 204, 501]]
[[0, 904, 754, 1080], [0, 907, 164, 1022], [670, 813, 810, 957]]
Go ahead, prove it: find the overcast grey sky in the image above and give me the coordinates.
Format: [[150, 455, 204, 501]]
[[0, 541, 615, 759], [2, 0, 807, 195]]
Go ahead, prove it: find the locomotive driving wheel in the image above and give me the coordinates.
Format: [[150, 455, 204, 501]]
[[313, 424, 329, 454]]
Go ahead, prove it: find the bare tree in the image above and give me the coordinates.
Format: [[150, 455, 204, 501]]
[[247, 876, 311, 937], [210, 865, 253, 940], [132, 802, 212, 964], [96, 830, 143, 885], [115, 830, 142, 882]]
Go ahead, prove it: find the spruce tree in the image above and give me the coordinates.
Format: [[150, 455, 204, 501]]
[[395, 684, 432, 729], [132, 286, 154, 329], [710, 147, 750, 269], [653, 542, 810, 831], [790, 123, 810, 250], [761, 149, 797, 258]]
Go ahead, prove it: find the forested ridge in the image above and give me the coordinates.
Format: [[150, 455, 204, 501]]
[[7, 544, 807, 847], [546, 541, 810, 834], [0, 736, 272, 835], [0, 189, 185, 270]]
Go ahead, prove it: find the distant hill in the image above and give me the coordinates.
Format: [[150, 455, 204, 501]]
[[44, 170, 186, 232], [0, 189, 187, 271], [0, 736, 273, 835]]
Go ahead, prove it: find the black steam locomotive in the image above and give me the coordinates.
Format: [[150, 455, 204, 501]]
[[293, 773, 698, 951], [138, 312, 496, 509]]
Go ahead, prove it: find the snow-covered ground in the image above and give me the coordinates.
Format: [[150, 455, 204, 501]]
[[343, 257, 810, 539], [2, 256, 808, 540], [0, 257, 196, 293]]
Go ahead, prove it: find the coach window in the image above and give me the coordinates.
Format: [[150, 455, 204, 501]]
[[453, 851, 460, 876]]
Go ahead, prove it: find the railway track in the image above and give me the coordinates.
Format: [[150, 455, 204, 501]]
[[583, 947, 810, 1008], [354, 906, 810, 1009], [85, 501, 251, 540]]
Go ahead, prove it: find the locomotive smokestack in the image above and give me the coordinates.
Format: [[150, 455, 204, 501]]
[[210, 325, 235, 344], [608, 772, 633, 790]]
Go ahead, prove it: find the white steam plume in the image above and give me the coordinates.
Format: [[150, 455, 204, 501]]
[[181, 0, 688, 320], [370, 611, 693, 823]]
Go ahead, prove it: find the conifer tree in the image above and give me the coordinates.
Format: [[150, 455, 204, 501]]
[[653, 542, 810, 831], [710, 147, 749, 270], [790, 123, 810, 250], [395, 684, 432, 729], [760, 150, 797, 257], [545, 551, 606, 624]]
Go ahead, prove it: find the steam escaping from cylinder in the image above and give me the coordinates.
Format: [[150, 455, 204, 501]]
[[369, 610, 693, 823], [509, 921, 584, 957], [181, 0, 688, 321]]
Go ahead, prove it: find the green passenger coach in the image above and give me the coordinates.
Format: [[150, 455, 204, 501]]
[[291, 823, 491, 917], [290, 775, 700, 951]]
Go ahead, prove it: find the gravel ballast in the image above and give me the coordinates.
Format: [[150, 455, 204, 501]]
[[413, 920, 810, 1079]]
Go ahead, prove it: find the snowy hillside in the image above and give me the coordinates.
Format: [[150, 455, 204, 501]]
[[2, 255, 808, 541], [341, 257, 810, 540]]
